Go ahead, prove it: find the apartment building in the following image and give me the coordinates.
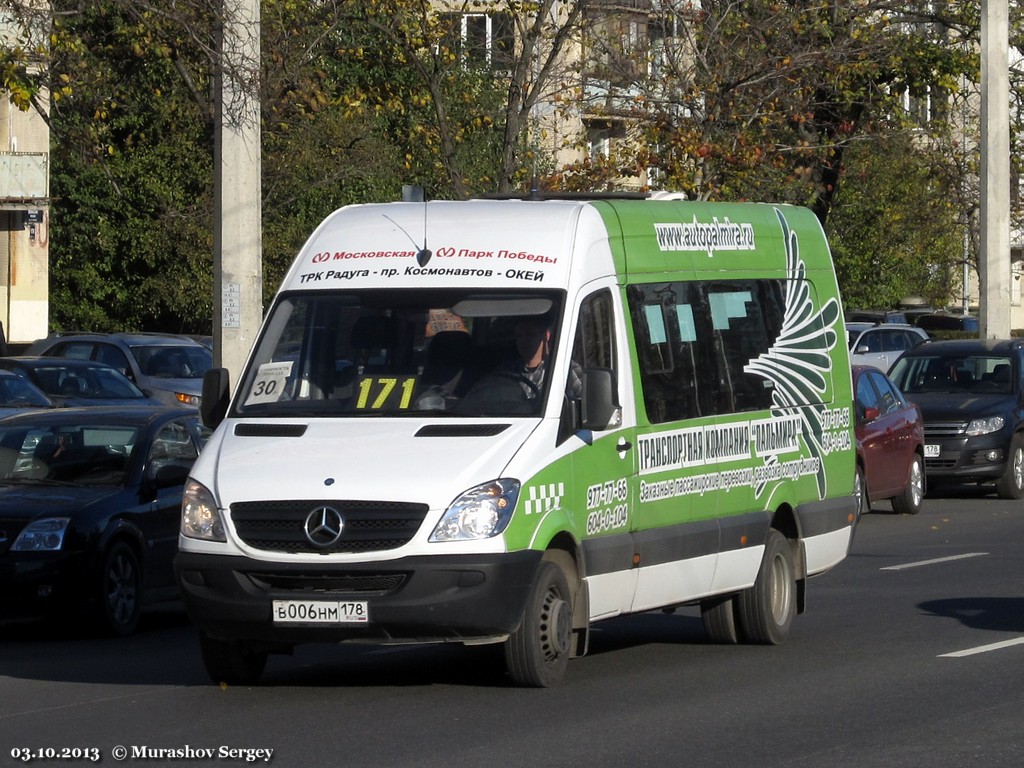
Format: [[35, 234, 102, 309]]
[[0, 7, 49, 348]]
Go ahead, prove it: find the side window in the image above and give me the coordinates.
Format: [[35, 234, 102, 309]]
[[147, 421, 199, 478], [53, 342, 95, 361], [855, 373, 880, 421], [628, 278, 790, 424], [868, 371, 900, 414], [628, 281, 708, 423], [94, 344, 133, 379], [568, 290, 616, 405], [705, 280, 785, 413]]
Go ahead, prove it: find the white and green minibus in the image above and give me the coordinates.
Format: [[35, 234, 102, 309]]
[[176, 195, 857, 687]]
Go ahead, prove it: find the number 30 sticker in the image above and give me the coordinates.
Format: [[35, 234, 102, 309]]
[[247, 361, 293, 405]]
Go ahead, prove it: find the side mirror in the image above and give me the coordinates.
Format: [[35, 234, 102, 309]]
[[863, 406, 880, 422], [153, 462, 190, 489], [581, 368, 619, 431], [201, 368, 230, 428], [856, 345, 870, 354]]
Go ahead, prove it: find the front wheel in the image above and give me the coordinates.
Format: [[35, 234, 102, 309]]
[[737, 529, 796, 645], [97, 541, 142, 636], [891, 454, 925, 514], [505, 559, 574, 687], [199, 633, 268, 686], [995, 435, 1024, 500]]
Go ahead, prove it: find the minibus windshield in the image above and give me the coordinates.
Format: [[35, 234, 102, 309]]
[[234, 289, 566, 418]]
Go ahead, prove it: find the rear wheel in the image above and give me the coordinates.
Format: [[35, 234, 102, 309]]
[[700, 594, 739, 644], [199, 633, 268, 686], [737, 529, 796, 645], [995, 435, 1024, 500], [505, 558, 574, 687], [97, 541, 142, 636], [891, 454, 925, 514]]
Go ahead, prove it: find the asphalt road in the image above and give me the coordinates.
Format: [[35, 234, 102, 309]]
[[2, 487, 1023, 768]]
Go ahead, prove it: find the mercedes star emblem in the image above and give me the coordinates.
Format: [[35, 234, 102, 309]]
[[304, 506, 345, 548]]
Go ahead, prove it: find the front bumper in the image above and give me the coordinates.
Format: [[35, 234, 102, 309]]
[[0, 551, 89, 620], [922, 430, 1012, 481], [174, 549, 543, 647]]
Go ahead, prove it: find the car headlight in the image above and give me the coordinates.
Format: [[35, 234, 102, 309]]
[[181, 479, 225, 541], [175, 392, 201, 407], [430, 479, 520, 542], [12, 518, 70, 551], [965, 416, 1006, 436]]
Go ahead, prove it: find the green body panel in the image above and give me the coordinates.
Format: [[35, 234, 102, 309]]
[[508, 200, 854, 555]]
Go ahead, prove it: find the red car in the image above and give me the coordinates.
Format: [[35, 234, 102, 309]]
[[853, 365, 926, 516]]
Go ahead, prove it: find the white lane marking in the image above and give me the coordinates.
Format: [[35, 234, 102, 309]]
[[939, 637, 1024, 658], [880, 552, 989, 571]]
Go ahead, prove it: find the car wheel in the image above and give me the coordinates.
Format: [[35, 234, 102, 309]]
[[891, 454, 925, 514], [97, 541, 142, 636], [737, 529, 796, 645], [995, 434, 1024, 500], [199, 633, 268, 686], [700, 594, 739, 644], [504, 558, 574, 687], [854, 465, 868, 520]]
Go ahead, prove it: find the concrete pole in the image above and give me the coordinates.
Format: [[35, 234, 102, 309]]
[[979, 0, 1010, 338], [213, 0, 262, 382]]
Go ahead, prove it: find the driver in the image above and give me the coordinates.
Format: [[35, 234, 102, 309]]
[[506, 316, 551, 399]]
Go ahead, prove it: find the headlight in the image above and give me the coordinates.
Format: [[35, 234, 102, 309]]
[[966, 416, 1005, 436], [175, 392, 201, 406], [430, 479, 520, 542], [181, 479, 225, 541], [12, 518, 70, 551]]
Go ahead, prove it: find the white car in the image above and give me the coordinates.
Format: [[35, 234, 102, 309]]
[[847, 322, 929, 372]]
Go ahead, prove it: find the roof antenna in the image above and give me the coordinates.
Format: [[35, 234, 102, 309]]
[[392, 185, 431, 266]]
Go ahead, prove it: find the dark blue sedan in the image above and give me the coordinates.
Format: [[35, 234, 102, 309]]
[[0, 406, 209, 635]]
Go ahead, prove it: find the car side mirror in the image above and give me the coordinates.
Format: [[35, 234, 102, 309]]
[[856, 345, 870, 354], [153, 462, 190, 489], [581, 368, 620, 431], [863, 406, 880, 422], [201, 367, 230, 428]]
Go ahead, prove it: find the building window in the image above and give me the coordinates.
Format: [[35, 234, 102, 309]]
[[441, 12, 514, 71]]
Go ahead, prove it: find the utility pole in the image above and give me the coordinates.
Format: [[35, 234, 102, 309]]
[[979, 0, 1010, 338], [213, 0, 262, 381]]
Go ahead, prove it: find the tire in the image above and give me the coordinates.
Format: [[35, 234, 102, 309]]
[[505, 559, 574, 687], [97, 541, 142, 636], [700, 594, 739, 644], [853, 466, 868, 521], [737, 529, 796, 645], [891, 454, 925, 514], [995, 435, 1024, 500], [199, 632, 268, 686]]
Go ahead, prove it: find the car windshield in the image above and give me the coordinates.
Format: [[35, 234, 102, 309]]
[[889, 354, 1014, 395], [0, 376, 51, 407], [0, 424, 139, 485], [234, 289, 566, 418], [132, 344, 212, 380], [33, 364, 147, 399]]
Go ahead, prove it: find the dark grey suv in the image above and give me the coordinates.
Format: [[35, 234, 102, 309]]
[[27, 332, 211, 408], [888, 338, 1024, 498]]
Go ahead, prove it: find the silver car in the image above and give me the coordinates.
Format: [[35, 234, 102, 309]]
[[847, 322, 929, 372], [26, 332, 211, 408]]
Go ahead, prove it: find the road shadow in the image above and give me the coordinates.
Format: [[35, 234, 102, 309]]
[[918, 596, 1024, 633], [0, 606, 714, 689]]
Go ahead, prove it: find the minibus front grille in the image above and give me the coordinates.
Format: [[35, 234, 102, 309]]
[[230, 500, 428, 554]]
